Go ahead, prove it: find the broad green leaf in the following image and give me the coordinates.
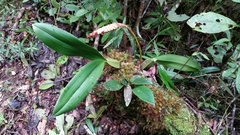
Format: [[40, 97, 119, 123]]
[[103, 80, 123, 91], [48, 8, 57, 16], [53, 60, 105, 116], [56, 55, 68, 65], [51, 0, 59, 8], [55, 114, 64, 134], [207, 45, 226, 63], [167, 6, 189, 22], [103, 36, 118, 49], [39, 80, 54, 90], [156, 54, 201, 72], [106, 58, 120, 68], [132, 85, 155, 105], [41, 69, 56, 80], [69, 16, 80, 24], [101, 32, 111, 43], [124, 84, 132, 106], [187, 12, 239, 34], [222, 67, 237, 78], [65, 4, 79, 12], [75, 9, 89, 17], [213, 38, 230, 45], [86, 119, 95, 133], [130, 76, 152, 85], [65, 115, 74, 131], [236, 68, 240, 94], [56, 17, 69, 24], [202, 66, 220, 74], [164, 70, 184, 79], [49, 64, 58, 73], [158, 66, 178, 93], [33, 23, 105, 61], [232, 0, 240, 3], [141, 58, 156, 69]]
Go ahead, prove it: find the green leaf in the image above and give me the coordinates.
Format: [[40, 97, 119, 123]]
[[53, 60, 105, 116], [167, 6, 189, 22], [39, 80, 54, 90], [103, 36, 118, 49], [56, 17, 69, 24], [236, 67, 240, 94], [141, 58, 156, 69], [222, 67, 237, 78], [69, 16, 80, 24], [232, 0, 240, 3], [87, 105, 107, 119], [106, 58, 120, 68], [56, 55, 68, 65], [130, 76, 152, 85], [65, 4, 79, 12], [207, 45, 226, 63], [33, 23, 105, 61], [156, 54, 201, 72], [48, 8, 57, 16], [187, 12, 239, 34], [86, 119, 95, 133], [158, 66, 178, 93], [103, 80, 123, 91], [55, 114, 64, 134], [132, 85, 155, 105], [65, 115, 74, 131], [51, 0, 59, 8], [202, 66, 220, 74], [75, 9, 89, 17], [41, 69, 56, 80]]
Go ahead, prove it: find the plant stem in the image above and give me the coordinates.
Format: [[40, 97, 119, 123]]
[[121, 24, 142, 65]]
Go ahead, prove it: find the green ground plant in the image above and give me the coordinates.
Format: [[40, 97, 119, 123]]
[[0, 0, 38, 62], [33, 22, 200, 116]]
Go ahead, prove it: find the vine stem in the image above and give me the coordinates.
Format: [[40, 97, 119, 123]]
[[122, 24, 142, 65]]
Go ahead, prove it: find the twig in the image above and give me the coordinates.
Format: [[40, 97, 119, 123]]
[[133, 0, 145, 38], [122, 0, 128, 50], [141, 0, 152, 18], [93, 23, 100, 49], [230, 104, 236, 135]]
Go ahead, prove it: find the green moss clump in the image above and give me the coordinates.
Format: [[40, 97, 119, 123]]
[[140, 85, 211, 135], [103, 50, 135, 82]]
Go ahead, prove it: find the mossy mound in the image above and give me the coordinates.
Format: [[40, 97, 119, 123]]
[[140, 85, 211, 135]]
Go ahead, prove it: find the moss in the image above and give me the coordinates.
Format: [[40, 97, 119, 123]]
[[140, 85, 211, 135], [103, 49, 135, 82], [164, 104, 196, 135]]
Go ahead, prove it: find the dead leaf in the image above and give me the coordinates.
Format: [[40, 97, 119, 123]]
[[37, 119, 47, 134]]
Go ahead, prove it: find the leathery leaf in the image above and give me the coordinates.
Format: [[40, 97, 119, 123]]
[[53, 60, 105, 116], [156, 54, 201, 72], [33, 23, 105, 61]]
